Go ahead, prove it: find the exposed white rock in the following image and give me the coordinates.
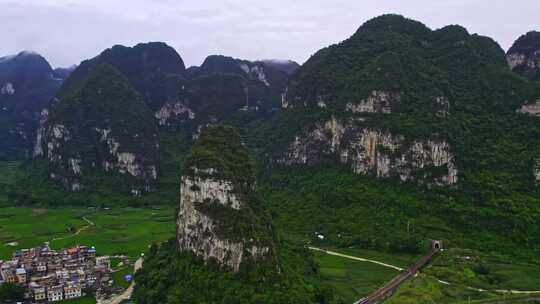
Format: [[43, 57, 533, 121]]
[[507, 53, 527, 70], [250, 65, 270, 87], [33, 109, 49, 157], [94, 127, 111, 142], [45, 124, 70, 162], [507, 52, 540, 70], [68, 158, 82, 175], [517, 100, 540, 116], [434, 96, 450, 116], [1, 82, 15, 95], [52, 124, 69, 139], [71, 182, 83, 191], [183, 170, 242, 209], [177, 172, 269, 271], [346, 90, 400, 114], [155, 102, 195, 126], [116, 152, 141, 177], [239, 63, 250, 74], [535, 160, 540, 184], [238, 63, 270, 86], [317, 96, 327, 108], [39, 121, 158, 193], [281, 87, 289, 109], [280, 117, 458, 185], [103, 161, 114, 172]]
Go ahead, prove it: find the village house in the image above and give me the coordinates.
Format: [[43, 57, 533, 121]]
[[16, 267, 27, 284], [29, 282, 47, 302], [0, 263, 16, 284], [1, 245, 111, 304], [47, 285, 64, 302], [95, 256, 110, 269], [64, 284, 82, 299]]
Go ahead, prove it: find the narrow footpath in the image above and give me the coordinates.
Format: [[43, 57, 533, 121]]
[[51, 216, 95, 242]]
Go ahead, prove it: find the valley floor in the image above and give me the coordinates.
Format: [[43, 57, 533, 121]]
[[0, 207, 175, 260], [1, 206, 539, 304]]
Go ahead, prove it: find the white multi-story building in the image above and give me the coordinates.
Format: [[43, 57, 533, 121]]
[[31, 284, 47, 302], [64, 284, 82, 299], [47, 286, 64, 302], [95, 256, 110, 270]]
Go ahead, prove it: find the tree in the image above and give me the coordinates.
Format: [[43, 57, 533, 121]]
[[0, 283, 25, 303]]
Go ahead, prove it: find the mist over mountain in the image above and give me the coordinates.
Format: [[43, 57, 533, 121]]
[[2, 13, 540, 304]]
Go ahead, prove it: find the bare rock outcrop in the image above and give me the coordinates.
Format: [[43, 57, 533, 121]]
[[176, 126, 272, 272], [280, 117, 458, 185]]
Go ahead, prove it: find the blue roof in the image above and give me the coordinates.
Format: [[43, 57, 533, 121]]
[[16, 268, 26, 274]]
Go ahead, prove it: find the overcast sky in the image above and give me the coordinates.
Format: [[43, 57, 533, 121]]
[[1, 0, 538, 68]]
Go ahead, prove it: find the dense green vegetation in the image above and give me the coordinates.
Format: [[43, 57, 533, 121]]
[[3, 13, 540, 304], [58, 295, 97, 304], [6, 131, 190, 207], [135, 125, 332, 303], [112, 267, 134, 289], [386, 274, 493, 304], [184, 125, 274, 244], [242, 15, 540, 262], [425, 248, 540, 291], [134, 240, 330, 304], [257, 165, 540, 259], [0, 283, 25, 303], [41, 63, 158, 192], [58, 42, 186, 111], [185, 125, 253, 184], [0, 161, 20, 204]]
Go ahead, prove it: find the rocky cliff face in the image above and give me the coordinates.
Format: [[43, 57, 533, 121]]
[[280, 117, 458, 185], [177, 169, 270, 271], [176, 126, 272, 271], [345, 90, 401, 114], [507, 31, 540, 81], [517, 100, 540, 116], [35, 64, 159, 194], [0, 51, 71, 159], [188, 55, 296, 114]]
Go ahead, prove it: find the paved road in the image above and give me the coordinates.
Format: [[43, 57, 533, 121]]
[[97, 257, 143, 304], [309, 247, 404, 271], [312, 247, 540, 300], [435, 279, 540, 295]]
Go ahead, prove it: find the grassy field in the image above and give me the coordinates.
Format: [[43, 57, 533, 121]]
[[59, 295, 97, 304], [312, 246, 540, 304], [424, 248, 540, 291], [112, 267, 134, 289], [386, 274, 498, 304], [0, 207, 175, 260], [313, 251, 398, 303]]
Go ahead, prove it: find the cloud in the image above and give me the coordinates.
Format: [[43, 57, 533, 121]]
[[0, 0, 538, 67]]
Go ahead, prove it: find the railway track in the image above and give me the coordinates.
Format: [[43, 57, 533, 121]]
[[362, 248, 439, 303]]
